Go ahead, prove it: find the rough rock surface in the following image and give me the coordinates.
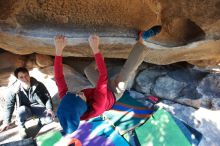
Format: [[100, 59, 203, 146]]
[[35, 54, 53, 68], [197, 74, 220, 110], [0, 0, 220, 67], [153, 75, 187, 99], [0, 52, 26, 70], [0, 52, 26, 86], [134, 64, 220, 110], [135, 66, 167, 94]]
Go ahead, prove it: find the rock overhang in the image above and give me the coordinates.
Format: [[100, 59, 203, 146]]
[[0, 0, 220, 66]]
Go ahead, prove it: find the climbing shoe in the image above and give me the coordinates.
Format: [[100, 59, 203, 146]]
[[138, 25, 162, 40]]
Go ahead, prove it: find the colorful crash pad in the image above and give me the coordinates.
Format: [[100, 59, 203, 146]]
[[70, 117, 129, 146], [37, 118, 129, 146], [135, 108, 192, 146], [103, 91, 154, 135]]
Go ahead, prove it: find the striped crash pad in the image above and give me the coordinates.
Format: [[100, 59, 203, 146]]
[[103, 91, 154, 135]]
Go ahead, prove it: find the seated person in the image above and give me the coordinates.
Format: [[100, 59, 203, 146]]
[[0, 67, 55, 139]]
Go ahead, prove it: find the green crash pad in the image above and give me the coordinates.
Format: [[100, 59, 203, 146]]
[[135, 108, 191, 146], [36, 130, 62, 146]]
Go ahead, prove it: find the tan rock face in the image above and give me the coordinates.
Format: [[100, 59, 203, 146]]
[[0, 52, 26, 70], [0, 0, 220, 66], [35, 54, 53, 68], [0, 52, 53, 86]]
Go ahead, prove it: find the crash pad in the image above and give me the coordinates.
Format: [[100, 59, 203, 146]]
[[103, 91, 154, 135], [135, 108, 191, 146]]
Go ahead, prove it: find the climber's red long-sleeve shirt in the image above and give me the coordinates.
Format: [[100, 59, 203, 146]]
[[54, 53, 115, 120]]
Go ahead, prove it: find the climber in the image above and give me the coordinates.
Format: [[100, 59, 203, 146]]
[[54, 26, 161, 145]]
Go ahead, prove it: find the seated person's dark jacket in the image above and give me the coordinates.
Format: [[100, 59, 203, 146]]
[[4, 77, 53, 124]]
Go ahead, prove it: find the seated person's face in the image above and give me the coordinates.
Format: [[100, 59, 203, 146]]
[[17, 72, 31, 89]]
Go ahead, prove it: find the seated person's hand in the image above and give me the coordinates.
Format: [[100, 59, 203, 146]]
[[54, 35, 67, 56], [89, 34, 100, 54], [46, 109, 55, 120], [0, 123, 9, 132]]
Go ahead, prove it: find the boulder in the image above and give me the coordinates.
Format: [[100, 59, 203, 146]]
[[35, 54, 53, 68], [0, 70, 14, 86], [135, 67, 167, 94], [134, 64, 211, 108], [153, 75, 187, 99], [197, 74, 220, 110], [0, 52, 26, 70], [0, 52, 26, 86], [0, 1, 220, 66]]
